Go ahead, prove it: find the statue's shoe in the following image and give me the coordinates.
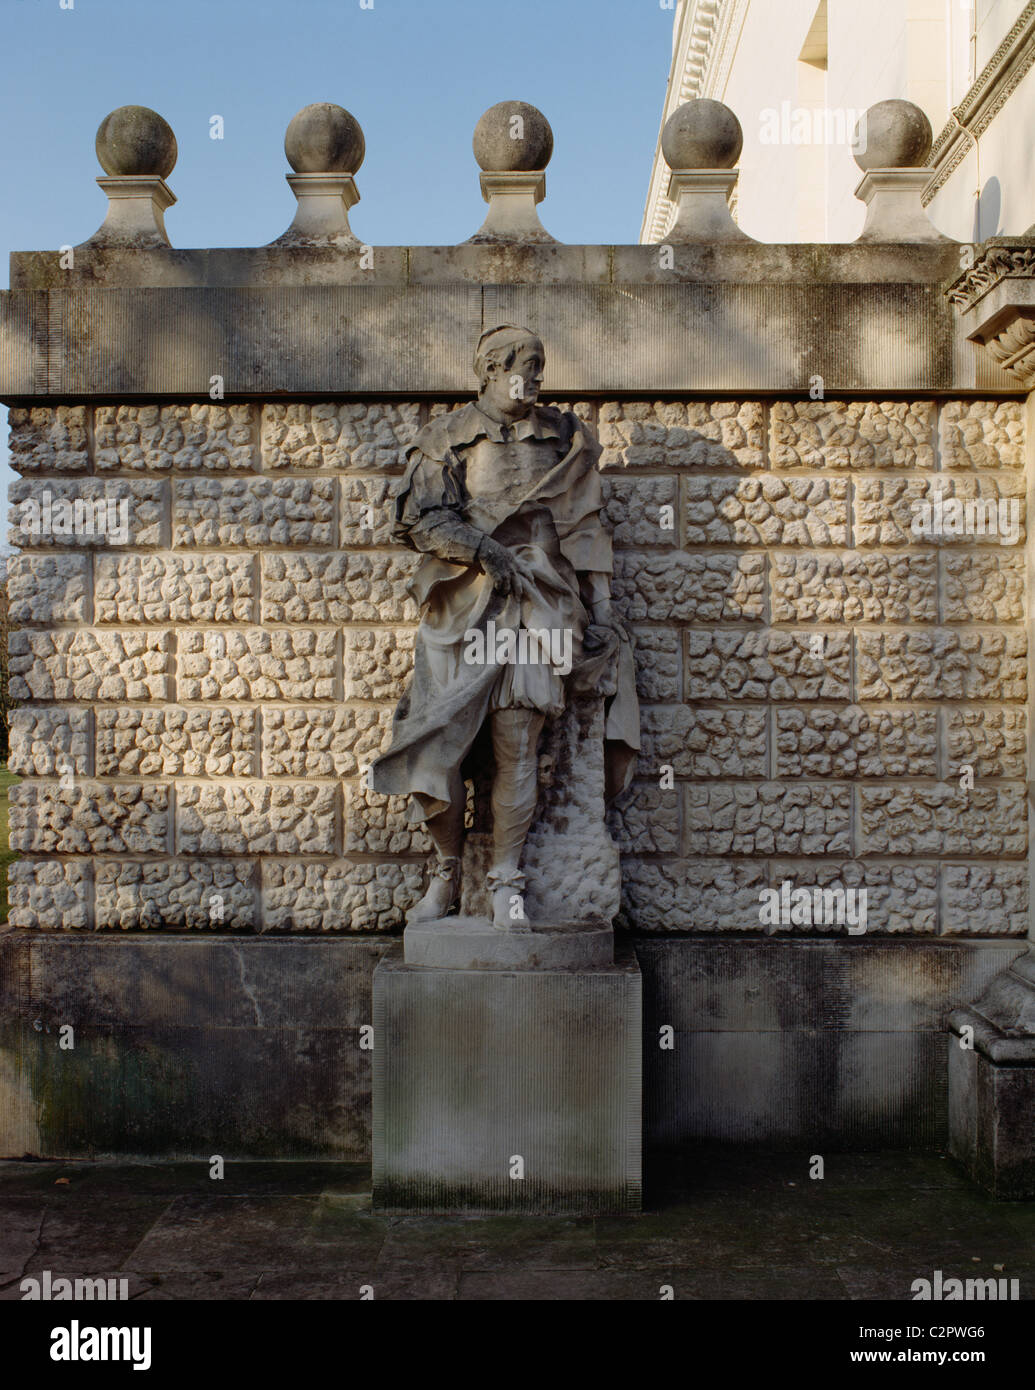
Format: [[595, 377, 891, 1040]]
[[491, 883, 531, 932], [407, 859, 461, 924]]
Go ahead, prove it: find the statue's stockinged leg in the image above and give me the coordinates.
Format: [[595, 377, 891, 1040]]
[[487, 707, 546, 931], [407, 771, 464, 923]]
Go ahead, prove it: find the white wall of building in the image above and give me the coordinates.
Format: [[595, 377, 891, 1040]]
[[643, 0, 1035, 245]]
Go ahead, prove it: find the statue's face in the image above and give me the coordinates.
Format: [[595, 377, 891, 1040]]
[[483, 340, 544, 416]]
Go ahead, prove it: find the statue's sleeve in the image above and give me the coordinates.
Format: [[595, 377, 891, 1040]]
[[549, 414, 615, 582], [580, 570, 613, 613], [393, 447, 487, 565]]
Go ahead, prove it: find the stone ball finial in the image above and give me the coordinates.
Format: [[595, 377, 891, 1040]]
[[853, 99, 932, 171], [95, 106, 177, 178], [473, 101, 554, 172], [662, 99, 743, 170], [284, 103, 366, 174]]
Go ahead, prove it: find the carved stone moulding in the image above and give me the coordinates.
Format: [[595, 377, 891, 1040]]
[[946, 239, 1035, 387]]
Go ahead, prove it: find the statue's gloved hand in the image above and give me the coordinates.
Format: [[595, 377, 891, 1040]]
[[585, 598, 628, 647], [583, 623, 619, 653], [477, 537, 537, 601], [412, 510, 487, 566]]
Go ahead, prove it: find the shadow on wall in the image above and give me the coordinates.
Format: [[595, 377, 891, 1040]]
[[974, 177, 1002, 243]]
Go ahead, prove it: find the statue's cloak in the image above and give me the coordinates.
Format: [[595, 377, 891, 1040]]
[[368, 403, 640, 820]]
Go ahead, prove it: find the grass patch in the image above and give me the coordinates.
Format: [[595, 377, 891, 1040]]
[[0, 762, 18, 924]]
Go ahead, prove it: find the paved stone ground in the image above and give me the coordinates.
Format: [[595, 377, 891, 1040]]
[[1, 1150, 1033, 1301]]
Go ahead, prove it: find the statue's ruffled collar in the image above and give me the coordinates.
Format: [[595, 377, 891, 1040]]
[[409, 400, 566, 462]]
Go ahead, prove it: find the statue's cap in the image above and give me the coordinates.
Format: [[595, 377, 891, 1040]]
[[475, 325, 543, 359]]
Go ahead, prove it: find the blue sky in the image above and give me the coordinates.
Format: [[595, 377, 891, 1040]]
[[0, 0, 676, 516]]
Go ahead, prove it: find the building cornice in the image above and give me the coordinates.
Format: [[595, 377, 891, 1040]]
[[944, 238, 1035, 387], [945, 239, 1035, 313], [923, 0, 1035, 206], [640, 0, 747, 244]]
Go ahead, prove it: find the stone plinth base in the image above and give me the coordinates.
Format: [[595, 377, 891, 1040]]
[[0, 932, 385, 1159], [372, 943, 641, 1213], [948, 949, 1035, 1198], [1, 933, 1019, 1162], [403, 916, 613, 970], [948, 1031, 1035, 1199], [638, 937, 1024, 1151]]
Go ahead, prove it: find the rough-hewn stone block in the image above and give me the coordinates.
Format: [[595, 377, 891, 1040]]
[[261, 402, 420, 471], [344, 783, 431, 854], [856, 630, 1027, 702], [95, 554, 256, 624], [95, 404, 255, 472], [942, 551, 1025, 623], [638, 706, 766, 778], [939, 400, 1024, 470], [96, 707, 257, 777], [262, 859, 424, 932], [776, 706, 937, 779], [606, 782, 680, 854], [686, 630, 851, 701], [942, 864, 1029, 935], [9, 782, 170, 854], [95, 859, 257, 931], [945, 707, 1026, 780], [770, 401, 934, 469], [630, 627, 681, 702], [8, 859, 92, 930], [9, 478, 165, 549], [8, 406, 88, 474], [515, 697, 621, 926], [343, 627, 416, 702], [340, 476, 399, 547], [9, 707, 92, 778], [857, 785, 1026, 856], [177, 629, 338, 702], [261, 552, 420, 624], [613, 551, 764, 622], [602, 476, 678, 546], [686, 783, 852, 856], [854, 474, 1025, 546], [619, 858, 767, 932], [9, 630, 172, 702], [261, 707, 392, 778], [599, 400, 764, 470], [173, 477, 335, 548], [771, 551, 936, 624], [6, 554, 90, 625], [176, 782, 338, 855], [769, 860, 938, 934], [684, 475, 848, 545]]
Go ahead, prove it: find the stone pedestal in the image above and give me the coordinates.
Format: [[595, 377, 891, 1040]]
[[665, 169, 753, 243], [83, 174, 176, 249], [372, 940, 642, 1213], [853, 168, 949, 243], [948, 948, 1035, 1198], [272, 172, 360, 247], [469, 170, 555, 245], [404, 916, 613, 971]]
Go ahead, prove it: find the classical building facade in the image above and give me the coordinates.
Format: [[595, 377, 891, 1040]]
[[643, 0, 1035, 244]]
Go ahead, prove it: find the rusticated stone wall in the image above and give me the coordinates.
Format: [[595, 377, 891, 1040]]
[[6, 396, 1028, 940]]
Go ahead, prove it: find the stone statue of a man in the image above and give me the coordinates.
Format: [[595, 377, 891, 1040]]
[[369, 326, 639, 931]]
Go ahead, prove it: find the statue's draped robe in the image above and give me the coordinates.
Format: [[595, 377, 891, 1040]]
[[368, 402, 640, 821]]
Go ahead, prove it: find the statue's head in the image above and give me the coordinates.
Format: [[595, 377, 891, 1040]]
[[474, 325, 544, 417]]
